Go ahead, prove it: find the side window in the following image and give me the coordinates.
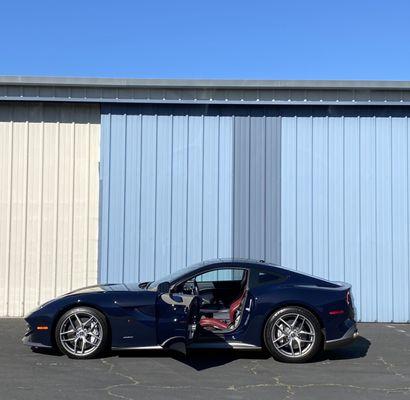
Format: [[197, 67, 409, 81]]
[[257, 271, 283, 285], [196, 268, 244, 282]]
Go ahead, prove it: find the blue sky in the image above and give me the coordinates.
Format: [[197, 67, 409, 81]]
[[1, 1, 409, 80]]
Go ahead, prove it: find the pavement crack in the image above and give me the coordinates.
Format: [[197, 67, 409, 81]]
[[378, 356, 408, 380]]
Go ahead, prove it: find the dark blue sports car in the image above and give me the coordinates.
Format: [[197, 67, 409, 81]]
[[23, 259, 358, 363]]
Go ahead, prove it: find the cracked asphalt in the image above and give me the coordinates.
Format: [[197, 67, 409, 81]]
[[1, 320, 410, 400]]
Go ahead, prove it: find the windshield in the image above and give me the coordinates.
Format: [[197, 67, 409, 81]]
[[147, 262, 203, 289]]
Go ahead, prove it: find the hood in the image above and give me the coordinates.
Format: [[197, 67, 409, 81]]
[[67, 283, 143, 295]]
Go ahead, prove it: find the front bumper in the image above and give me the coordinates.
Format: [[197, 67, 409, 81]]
[[22, 327, 52, 349], [324, 324, 359, 350]]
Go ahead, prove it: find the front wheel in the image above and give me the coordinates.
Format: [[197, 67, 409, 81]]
[[264, 306, 322, 363], [55, 307, 108, 359]]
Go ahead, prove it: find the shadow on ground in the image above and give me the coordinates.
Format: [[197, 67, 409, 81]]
[[31, 334, 371, 371]]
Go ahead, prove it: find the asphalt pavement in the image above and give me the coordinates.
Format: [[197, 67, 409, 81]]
[[1, 319, 409, 400]]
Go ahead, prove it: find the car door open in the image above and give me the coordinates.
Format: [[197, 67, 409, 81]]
[[156, 290, 200, 354]]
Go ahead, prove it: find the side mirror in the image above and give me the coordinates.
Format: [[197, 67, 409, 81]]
[[157, 281, 171, 294]]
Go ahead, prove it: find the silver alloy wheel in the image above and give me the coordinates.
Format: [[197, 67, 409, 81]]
[[271, 313, 315, 358], [59, 311, 103, 356]]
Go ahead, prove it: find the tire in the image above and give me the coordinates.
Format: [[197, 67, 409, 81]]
[[264, 306, 322, 363], [55, 307, 108, 359]]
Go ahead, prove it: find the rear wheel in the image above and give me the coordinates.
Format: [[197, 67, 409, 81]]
[[55, 307, 108, 359], [264, 306, 322, 363]]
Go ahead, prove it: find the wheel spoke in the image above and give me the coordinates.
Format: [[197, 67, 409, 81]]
[[291, 314, 299, 328], [279, 318, 291, 329], [75, 314, 83, 327], [276, 339, 291, 349], [299, 330, 314, 336], [61, 337, 76, 342], [60, 329, 75, 336], [299, 338, 313, 343], [296, 338, 302, 355], [290, 339, 295, 356], [273, 334, 286, 344], [81, 338, 86, 354], [69, 316, 76, 330], [83, 316, 94, 328]]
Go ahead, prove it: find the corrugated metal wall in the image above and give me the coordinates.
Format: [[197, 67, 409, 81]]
[[101, 105, 410, 322], [99, 105, 282, 283], [281, 109, 410, 322], [0, 103, 100, 317]]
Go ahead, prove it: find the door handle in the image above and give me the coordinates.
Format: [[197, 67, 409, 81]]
[[245, 299, 253, 312]]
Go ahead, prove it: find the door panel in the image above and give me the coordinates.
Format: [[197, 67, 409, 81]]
[[156, 293, 200, 353]]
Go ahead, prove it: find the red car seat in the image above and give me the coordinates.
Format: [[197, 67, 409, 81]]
[[199, 289, 247, 330]]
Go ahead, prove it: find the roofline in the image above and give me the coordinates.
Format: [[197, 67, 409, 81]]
[[2, 76, 410, 106], [1, 76, 410, 90]]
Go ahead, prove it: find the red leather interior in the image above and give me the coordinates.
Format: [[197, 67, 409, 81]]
[[200, 290, 247, 330]]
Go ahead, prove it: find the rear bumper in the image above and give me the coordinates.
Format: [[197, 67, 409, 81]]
[[324, 324, 359, 350]]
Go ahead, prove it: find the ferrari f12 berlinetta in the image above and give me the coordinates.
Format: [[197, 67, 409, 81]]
[[23, 259, 358, 363]]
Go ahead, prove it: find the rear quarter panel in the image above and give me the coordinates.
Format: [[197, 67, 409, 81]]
[[237, 282, 352, 346]]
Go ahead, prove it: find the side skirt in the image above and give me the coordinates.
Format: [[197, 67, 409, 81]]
[[112, 342, 261, 351]]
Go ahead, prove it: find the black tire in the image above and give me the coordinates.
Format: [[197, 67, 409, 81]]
[[264, 306, 322, 363], [55, 307, 108, 359]]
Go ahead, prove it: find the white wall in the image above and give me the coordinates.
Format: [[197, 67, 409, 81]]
[[0, 102, 100, 317]]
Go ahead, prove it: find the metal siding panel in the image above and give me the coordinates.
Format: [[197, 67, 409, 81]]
[[99, 112, 111, 283], [0, 103, 100, 316], [56, 105, 76, 295], [343, 117, 361, 318], [249, 116, 266, 259], [375, 118, 393, 322], [202, 116, 219, 261], [217, 116, 234, 258], [139, 115, 157, 281], [39, 107, 59, 304], [8, 105, 29, 316], [0, 105, 13, 316], [328, 117, 345, 281], [360, 117, 378, 322], [155, 115, 172, 279], [312, 117, 328, 279], [171, 115, 188, 271], [106, 113, 126, 283], [87, 112, 100, 286], [391, 117, 409, 322], [123, 113, 142, 282], [233, 116, 250, 258], [281, 117, 297, 269], [296, 117, 313, 274], [187, 116, 204, 265], [265, 117, 281, 265]]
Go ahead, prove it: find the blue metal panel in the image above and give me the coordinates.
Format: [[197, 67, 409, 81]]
[[155, 115, 173, 279], [359, 117, 377, 322], [281, 117, 297, 270], [233, 116, 250, 258], [187, 116, 204, 266], [249, 116, 266, 259], [296, 117, 313, 275], [281, 111, 410, 322], [391, 117, 409, 322], [122, 113, 142, 283], [170, 115, 188, 273], [328, 117, 345, 282], [312, 117, 328, 279], [343, 117, 361, 318], [375, 118, 394, 321]]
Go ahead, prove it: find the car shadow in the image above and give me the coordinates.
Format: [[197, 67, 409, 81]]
[[30, 336, 371, 370], [315, 336, 371, 362], [112, 336, 371, 370]]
